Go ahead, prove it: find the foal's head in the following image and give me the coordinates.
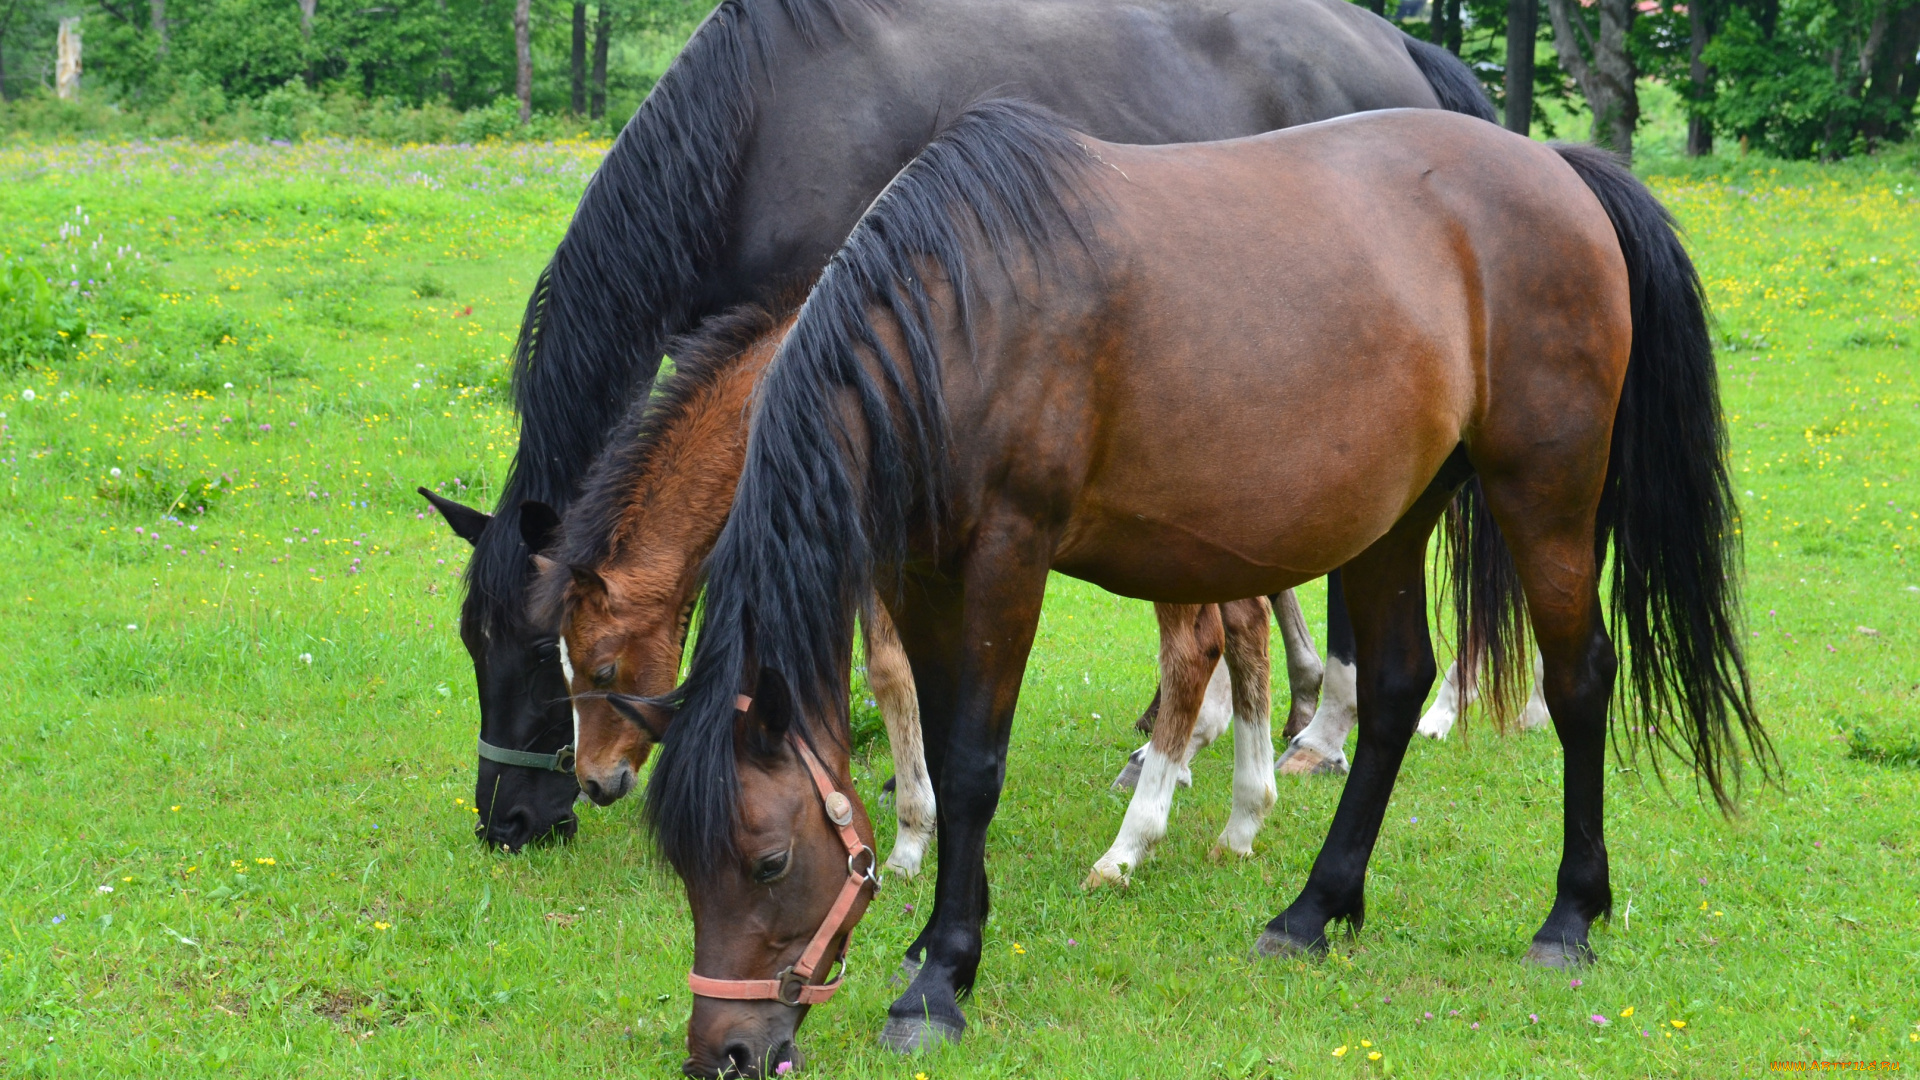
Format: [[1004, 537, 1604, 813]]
[[527, 305, 794, 806], [664, 670, 877, 1078]]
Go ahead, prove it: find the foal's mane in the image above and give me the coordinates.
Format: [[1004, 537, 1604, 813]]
[[471, 0, 890, 636], [646, 100, 1097, 877], [552, 302, 789, 572]]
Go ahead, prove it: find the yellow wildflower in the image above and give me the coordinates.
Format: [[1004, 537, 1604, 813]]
[[1368, 1051, 1382, 1061], [170, 805, 181, 812], [1360, 1040, 1372, 1047], [374, 921, 391, 931], [1011, 942, 1025, 955], [1332, 1045, 1348, 1057], [1621, 1006, 1634, 1018], [1670, 1020, 1687, 1029]]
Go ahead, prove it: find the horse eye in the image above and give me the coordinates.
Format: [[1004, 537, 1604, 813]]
[[535, 640, 560, 661], [751, 851, 790, 884], [591, 663, 616, 688]]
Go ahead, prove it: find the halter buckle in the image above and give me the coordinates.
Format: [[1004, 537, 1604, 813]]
[[776, 966, 808, 1007]]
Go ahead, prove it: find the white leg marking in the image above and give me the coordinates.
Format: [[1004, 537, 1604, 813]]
[[1519, 651, 1552, 731], [1173, 659, 1234, 787], [1277, 658, 1355, 775], [864, 603, 935, 879], [1085, 743, 1181, 888], [1214, 695, 1276, 859], [1417, 659, 1474, 740]]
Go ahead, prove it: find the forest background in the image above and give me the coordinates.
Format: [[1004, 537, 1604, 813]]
[[2, 0, 1920, 160]]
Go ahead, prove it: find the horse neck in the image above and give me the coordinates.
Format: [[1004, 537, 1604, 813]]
[[601, 329, 786, 604]]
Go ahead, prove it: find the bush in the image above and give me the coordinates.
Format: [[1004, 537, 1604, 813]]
[[453, 96, 522, 143], [0, 263, 88, 374]]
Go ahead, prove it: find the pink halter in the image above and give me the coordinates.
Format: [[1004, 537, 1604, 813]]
[[686, 696, 879, 1007]]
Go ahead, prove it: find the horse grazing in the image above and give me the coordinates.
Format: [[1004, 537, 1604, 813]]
[[420, 0, 1495, 852], [641, 102, 1771, 1072], [523, 303, 1295, 883]]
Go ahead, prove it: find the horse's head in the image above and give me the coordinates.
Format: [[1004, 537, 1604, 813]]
[[658, 671, 877, 1078], [529, 550, 694, 806], [421, 488, 580, 851]]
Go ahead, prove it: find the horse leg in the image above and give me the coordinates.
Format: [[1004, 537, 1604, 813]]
[[880, 521, 1052, 1052], [1415, 658, 1479, 739], [1477, 485, 1615, 967], [1114, 648, 1229, 792], [864, 598, 936, 880], [1213, 596, 1277, 860], [1272, 590, 1323, 738], [1518, 651, 1553, 731], [1257, 497, 1450, 957], [1087, 603, 1223, 887], [1277, 569, 1355, 776]]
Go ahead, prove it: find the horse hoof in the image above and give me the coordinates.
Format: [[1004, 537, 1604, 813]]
[[878, 1015, 962, 1054], [1524, 939, 1593, 969], [888, 957, 922, 989], [1110, 753, 1144, 791], [1082, 862, 1129, 889], [1275, 745, 1347, 776], [1250, 927, 1323, 960], [883, 853, 922, 880], [1207, 841, 1252, 863]]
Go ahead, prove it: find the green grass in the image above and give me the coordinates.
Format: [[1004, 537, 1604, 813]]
[[2, 135, 1918, 1079]]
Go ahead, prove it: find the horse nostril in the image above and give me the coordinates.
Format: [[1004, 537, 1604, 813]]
[[724, 1043, 754, 1078]]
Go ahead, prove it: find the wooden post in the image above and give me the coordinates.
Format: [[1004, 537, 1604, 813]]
[[56, 17, 81, 100]]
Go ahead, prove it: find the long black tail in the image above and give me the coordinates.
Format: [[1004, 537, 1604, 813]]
[[1402, 33, 1496, 122], [1554, 143, 1772, 808]]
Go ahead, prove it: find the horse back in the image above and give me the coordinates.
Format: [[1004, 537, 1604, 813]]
[[1020, 111, 1630, 600]]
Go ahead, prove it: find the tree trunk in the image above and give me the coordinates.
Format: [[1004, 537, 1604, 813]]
[[56, 16, 81, 100], [514, 0, 531, 123], [1445, 0, 1463, 53], [150, 0, 167, 57], [297, 0, 315, 85], [1430, 0, 1450, 48], [1545, 0, 1639, 158], [436, 0, 452, 99], [1365, 0, 1385, 16], [570, 2, 586, 115], [1505, 0, 1536, 132], [1686, 0, 1714, 156], [589, 2, 610, 120], [1861, 3, 1920, 143]]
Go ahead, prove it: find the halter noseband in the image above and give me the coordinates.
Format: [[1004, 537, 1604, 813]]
[[685, 695, 880, 1007], [476, 738, 576, 774]]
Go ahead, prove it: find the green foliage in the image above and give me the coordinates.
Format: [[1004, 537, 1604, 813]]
[[0, 262, 86, 372], [1703, 3, 1888, 159]]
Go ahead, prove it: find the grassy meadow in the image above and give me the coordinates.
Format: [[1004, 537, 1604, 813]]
[[1, 134, 1918, 1079]]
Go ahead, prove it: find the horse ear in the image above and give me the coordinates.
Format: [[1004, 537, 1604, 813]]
[[744, 666, 796, 742], [569, 564, 609, 601], [608, 695, 672, 741], [519, 500, 561, 555], [418, 487, 490, 546]]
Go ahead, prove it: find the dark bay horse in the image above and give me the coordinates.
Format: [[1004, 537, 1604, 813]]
[[420, 0, 1494, 851], [641, 103, 1769, 1074], [521, 304, 1288, 882]]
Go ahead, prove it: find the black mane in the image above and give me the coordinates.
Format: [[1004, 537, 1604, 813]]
[[645, 100, 1096, 877], [470, 0, 888, 636]]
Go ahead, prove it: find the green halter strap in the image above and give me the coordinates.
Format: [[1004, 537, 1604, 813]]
[[476, 739, 576, 774]]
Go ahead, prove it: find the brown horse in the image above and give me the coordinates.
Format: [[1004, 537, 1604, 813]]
[[643, 103, 1768, 1073], [524, 304, 1295, 884]]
